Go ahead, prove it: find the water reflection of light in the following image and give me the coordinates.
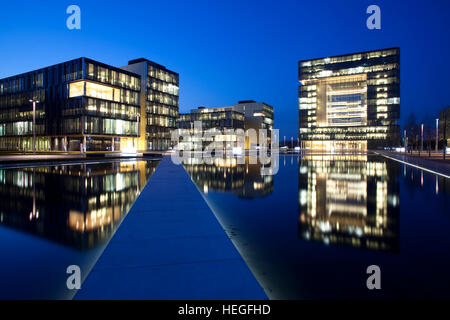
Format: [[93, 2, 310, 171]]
[[184, 156, 273, 199], [436, 176, 439, 195], [0, 160, 159, 249], [298, 155, 399, 252]]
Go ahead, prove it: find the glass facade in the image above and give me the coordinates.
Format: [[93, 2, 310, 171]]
[[299, 48, 400, 150], [0, 58, 141, 151], [177, 101, 274, 150], [177, 107, 245, 150], [121, 59, 179, 151]]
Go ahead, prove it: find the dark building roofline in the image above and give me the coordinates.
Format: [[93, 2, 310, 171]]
[[0, 57, 141, 81], [128, 58, 179, 75], [298, 47, 400, 64], [238, 100, 256, 104]]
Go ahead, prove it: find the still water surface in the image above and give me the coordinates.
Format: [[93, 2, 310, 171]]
[[184, 154, 450, 299], [1, 154, 449, 299], [0, 159, 159, 299]]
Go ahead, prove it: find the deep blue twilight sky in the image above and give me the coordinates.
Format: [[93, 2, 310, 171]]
[[0, 0, 449, 138]]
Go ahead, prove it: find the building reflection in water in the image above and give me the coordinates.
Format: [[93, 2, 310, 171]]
[[0, 160, 159, 249], [183, 156, 273, 198], [298, 154, 400, 252]]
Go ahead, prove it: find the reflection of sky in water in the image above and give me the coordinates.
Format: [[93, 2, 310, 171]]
[[0, 159, 159, 299], [185, 155, 450, 299]]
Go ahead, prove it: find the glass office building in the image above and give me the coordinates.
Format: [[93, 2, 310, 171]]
[[298, 48, 400, 151], [121, 58, 179, 151], [177, 106, 245, 151], [0, 58, 141, 152], [177, 101, 274, 151], [232, 100, 274, 149]]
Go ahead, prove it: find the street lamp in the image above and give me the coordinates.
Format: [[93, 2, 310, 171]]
[[436, 118, 439, 153], [29, 99, 39, 155], [421, 123, 424, 156], [404, 129, 407, 150], [135, 113, 141, 151]]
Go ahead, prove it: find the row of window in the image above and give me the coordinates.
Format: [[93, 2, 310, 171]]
[[148, 90, 179, 107], [86, 63, 140, 91], [300, 49, 399, 67], [0, 121, 45, 136], [85, 98, 139, 120], [69, 81, 139, 106], [0, 73, 44, 94], [148, 65, 178, 85], [147, 115, 176, 128], [0, 89, 46, 108], [146, 103, 178, 117]]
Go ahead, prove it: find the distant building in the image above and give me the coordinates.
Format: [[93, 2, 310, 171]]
[[439, 106, 450, 147], [177, 106, 245, 151], [233, 100, 274, 148], [177, 101, 274, 150], [298, 47, 400, 151], [0, 57, 178, 152]]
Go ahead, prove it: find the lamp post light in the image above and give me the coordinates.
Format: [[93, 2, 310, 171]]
[[436, 118, 439, 153], [29, 99, 39, 155], [135, 113, 141, 152], [404, 129, 407, 150], [421, 123, 424, 156]]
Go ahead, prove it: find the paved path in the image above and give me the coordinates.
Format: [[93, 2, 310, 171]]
[[377, 151, 450, 178], [74, 156, 266, 300]]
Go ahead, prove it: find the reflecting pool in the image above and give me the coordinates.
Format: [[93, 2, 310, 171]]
[[0, 159, 159, 299], [184, 154, 450, 299]]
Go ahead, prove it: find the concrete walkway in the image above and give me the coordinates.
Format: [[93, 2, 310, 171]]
[[377, 151, 450, 177], [74, 156, 266, 300]]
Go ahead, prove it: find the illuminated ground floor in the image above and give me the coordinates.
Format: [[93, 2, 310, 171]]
[[301, 140, 368, 152], [0, 135, 141, 153]]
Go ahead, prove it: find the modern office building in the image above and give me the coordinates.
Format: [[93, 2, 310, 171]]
[[0, 57, 178, 152], [177, 101, 274, 150], [121, 58, 179, 151], [177, 106, 245, 151], [0, 58, 141, 152], [439, 106, 450, 148], [233, 100, 274, 148], [298, 47, 400, 151]]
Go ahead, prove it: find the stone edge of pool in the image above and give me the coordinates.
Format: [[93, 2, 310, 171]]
[[74, 156, 267, 300]]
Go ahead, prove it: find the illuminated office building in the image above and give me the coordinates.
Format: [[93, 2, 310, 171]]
[[298, 48, 400, 151], [177, 101, 274, 150], [232, 100, 274, 148], [0, 57, 178, 152], [177, 106, 245, 151], [121, 58, 179, 150], [298, 155, 400, 252], [0, 58, 141, 152]]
